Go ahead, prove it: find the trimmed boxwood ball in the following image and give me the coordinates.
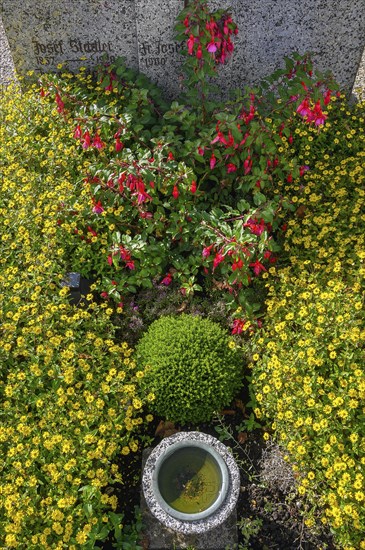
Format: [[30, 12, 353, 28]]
[[136, 314, 244, 424]]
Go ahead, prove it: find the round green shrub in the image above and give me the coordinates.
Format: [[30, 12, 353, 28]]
[[136, 314, 244, 424]]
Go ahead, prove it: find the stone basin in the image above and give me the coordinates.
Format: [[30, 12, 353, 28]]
[[142, 431, 240, 535]]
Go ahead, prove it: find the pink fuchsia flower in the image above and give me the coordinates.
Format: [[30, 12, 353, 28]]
[[310, 100, 327, 126], [92, 133, 105, 150], [202, 245, 213, 258], [198, 146, 205, 156], [161, 273, 173, 285], [296, 98, 311, 118], [244, 217, 266, 236], [82, 130, 91, 149], [207, 41, 218, 53], [92, 200, 104, 214], [135, 180, 152, 205]]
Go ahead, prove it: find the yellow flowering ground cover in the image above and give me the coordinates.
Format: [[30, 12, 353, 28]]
[[251, 96, 365, 549], [0, 80, 154, 549]]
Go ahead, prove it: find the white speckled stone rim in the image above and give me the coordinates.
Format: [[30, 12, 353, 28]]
[[142, 431, 240, 534]]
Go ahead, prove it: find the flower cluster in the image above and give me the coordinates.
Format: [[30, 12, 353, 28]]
[[0, 79, 153, 548], [250, 95, 365, 549], [183, 0, 237, 64]]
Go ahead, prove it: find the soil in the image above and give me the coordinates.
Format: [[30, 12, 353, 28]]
[[101, 389, 336, 550]]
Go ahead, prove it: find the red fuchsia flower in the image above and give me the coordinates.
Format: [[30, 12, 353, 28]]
[[107, 255, 113, 266], [161, 273, 173, 285], [232, 318, 245, 334], [323, 89, 332, 105], [264, 250, 276, 264], [211, 131, 227, 145], [40, 87, 46, 97], [299, 165, 310, 177], [202, 245, 213, 258], [100, 291, 109, 299], [288, 134, 294, 145], [82, 130, 91, 149], [92, 133, 105, 150], [183, 16, 189, 27], [213, 251, 225, 269], [73, 125, 82, 139], [239, 102, 255, 124], [115, 137, 124, 152], [119, 246, 135, 270], [210, 153, 217, 170], [55, 93, 65, 113], [118, 172, 126, 192], [139, 210, 153, 219], [244, 217, 266, 236], [196, 44, 203, 59], [167, 151, 174, 161], [87, 226, 97, 237], [172, 185, 179, 199], [249, 260, 267, 276], [117, 302, 124, 309], [287, 173, 293, 183], [244, 157, 252, 175], [198, 146, 205, 156], [232, 258, 243, 271], [227, 163, 237, 173], [187, 34, 195, 55], [92, 199, 104, 214], [301, 81, 309, 91], [190, 180, 197, 193], [135, 180, 152, 205]]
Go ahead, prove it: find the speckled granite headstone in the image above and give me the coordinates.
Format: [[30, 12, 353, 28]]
[[223, 0, 365, 94], [131, 0, 365, 97], [1, 0, 139, 75], [135, 0, 185, 98], [1, 0, 365, 96]]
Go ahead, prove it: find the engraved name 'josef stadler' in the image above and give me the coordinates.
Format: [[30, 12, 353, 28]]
[[33, 38, 113, 56]]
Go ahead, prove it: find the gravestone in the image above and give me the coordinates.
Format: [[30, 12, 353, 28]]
[[1, 0, 139, 75], [1, 0, 365, 97]]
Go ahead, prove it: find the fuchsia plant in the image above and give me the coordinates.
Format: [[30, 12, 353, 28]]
[[46, 0, 339, 333]]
